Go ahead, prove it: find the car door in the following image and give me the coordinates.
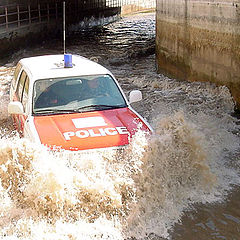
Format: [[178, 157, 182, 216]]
[[13, 70, 30, 135]]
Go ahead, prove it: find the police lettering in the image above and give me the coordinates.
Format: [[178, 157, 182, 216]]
[[63, 127, 129, 141]]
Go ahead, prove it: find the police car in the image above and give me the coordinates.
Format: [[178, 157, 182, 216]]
[[8, 54, 152, 151]]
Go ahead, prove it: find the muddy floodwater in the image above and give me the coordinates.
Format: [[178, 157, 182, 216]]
[[0, 12, 240, 240]]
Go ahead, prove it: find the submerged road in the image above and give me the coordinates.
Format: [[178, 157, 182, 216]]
[[0, 12, 240, 240]]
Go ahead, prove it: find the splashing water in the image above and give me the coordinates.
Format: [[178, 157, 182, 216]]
[[0, 111, 221, 240]]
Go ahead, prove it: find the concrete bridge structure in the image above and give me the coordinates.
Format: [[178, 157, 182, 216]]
[[0, 0, 155, 56], [0, 0, 122, 55], [156, 0, 240, 110], [0, 0, 240, 109]]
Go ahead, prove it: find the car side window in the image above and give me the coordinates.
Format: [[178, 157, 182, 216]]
[[12, 63, 22, 90], [16, 70, 31, 112], [22, 76, 30, 111], [16, 70, 27, 101]]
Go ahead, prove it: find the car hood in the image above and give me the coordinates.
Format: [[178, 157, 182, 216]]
[[34, 107, 150, 151]]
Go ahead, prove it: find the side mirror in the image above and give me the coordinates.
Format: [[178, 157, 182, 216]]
[[8, 101, 24, 114], [129, 90, 142, 104]]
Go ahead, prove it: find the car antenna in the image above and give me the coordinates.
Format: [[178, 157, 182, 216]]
[[63, 1, 73, 68]]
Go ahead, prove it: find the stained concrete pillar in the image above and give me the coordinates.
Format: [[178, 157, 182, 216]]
[[156, 0, 240, 110]]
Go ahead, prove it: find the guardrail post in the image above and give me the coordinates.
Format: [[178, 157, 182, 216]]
[[5, 7, 8, 30], [28, 5, 31, 24], [56, 2, 58, 20], [47, 3, 50, 22], [38, 4, 41, 22], [17, 5, 20, 27]]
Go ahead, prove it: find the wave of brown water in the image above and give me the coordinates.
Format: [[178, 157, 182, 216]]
[[0, 112, 217, 239], [0, 12, 240, 239]]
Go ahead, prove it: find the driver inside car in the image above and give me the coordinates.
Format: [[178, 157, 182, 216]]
[[85, 77, 108, 99]]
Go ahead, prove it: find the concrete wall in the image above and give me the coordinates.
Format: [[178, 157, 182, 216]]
[[156, 0, 240, 110]]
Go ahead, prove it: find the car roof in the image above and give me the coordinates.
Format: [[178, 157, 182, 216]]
[[19, 54, 110, 81]]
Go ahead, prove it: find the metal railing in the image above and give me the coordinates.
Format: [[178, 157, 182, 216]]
[[0, 1, 63, 31], [0, 0, 153, 34], [0, 0, 122, 33]]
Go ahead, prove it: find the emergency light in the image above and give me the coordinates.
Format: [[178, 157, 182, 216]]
[[64, 54, 73, 68]]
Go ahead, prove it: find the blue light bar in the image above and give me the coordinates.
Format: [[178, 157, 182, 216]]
[[64, 54, 73, 68]]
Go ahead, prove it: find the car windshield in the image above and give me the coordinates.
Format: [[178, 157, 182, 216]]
[[33, 74, 127, 115]]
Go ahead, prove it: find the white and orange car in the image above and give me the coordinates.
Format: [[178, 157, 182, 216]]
[[8, 54, 152, 151]]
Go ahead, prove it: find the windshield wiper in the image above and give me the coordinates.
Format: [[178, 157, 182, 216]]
[[34, 109, 77, 115], [34, 105, 126, 115], [77, 104, 125, 112]]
